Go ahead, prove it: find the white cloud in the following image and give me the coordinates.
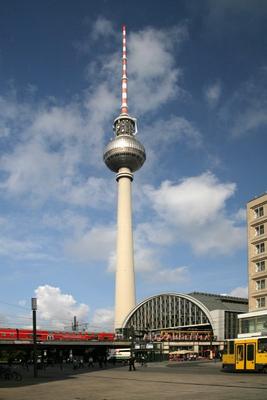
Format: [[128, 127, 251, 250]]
[[128, 26, 186, 114], [229, 286, 248, 298], [91, 16, 115, 40], [91, 308, 114, 330], [143, 115, 202, 150], [64, 177, 115, 208], [148, 266, 188, 284], [35, 285, 89, 330], [145, 172, 246, 255], [0, 22, 188, 206], [0, 236, 45, 260], [234, 208, 247, 222], [0, 141, 63, 201], [219, 69, 267, 137], [42, 211, 89, 234], [65, 225, 116, 263], [146, 172, 235, 226], [204, 81, 221, 107]]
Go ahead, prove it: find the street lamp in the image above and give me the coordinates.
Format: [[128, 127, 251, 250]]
[[31, 297, 38, 378]]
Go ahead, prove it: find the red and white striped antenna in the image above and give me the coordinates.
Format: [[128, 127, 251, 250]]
[[121, 25, 128, 115]]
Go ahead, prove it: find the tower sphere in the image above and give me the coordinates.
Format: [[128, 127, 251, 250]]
[[103, 129, 146, 173]]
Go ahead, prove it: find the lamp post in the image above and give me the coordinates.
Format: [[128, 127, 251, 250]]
[[31, 297, 38, 378]]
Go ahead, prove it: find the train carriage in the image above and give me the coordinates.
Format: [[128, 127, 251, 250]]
[[0, 327, 115, 342]]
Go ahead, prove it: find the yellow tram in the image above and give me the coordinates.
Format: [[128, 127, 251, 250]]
[[222, 336, 267, 372]]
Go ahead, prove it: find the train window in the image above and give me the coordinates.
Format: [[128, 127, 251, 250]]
[[258, 338, 267, 353], [247, 344, 254, 361], [229, 340, 234, 354]]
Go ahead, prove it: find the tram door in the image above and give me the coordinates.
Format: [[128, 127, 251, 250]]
[[245, 343, 255, 370], [235, 344, 245, 370]]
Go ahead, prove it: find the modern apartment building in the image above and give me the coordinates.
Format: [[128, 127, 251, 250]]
[[247, 193, 267, 312], [237, 193, 267, 337]]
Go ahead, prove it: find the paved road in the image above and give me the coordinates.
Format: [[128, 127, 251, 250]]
[[1, 361, 267, 400]]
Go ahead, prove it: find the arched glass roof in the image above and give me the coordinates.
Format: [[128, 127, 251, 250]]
[[123, 293, 214, 332]]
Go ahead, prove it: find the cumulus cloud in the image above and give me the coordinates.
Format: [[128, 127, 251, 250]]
[[91, 308, 114, 329], [91, 16, 116, 40], [204, 81, 221, 107], [219, 69, 267, 137], [35, 285, 89, 330], [0, 236, 46, 261], [0, 22, 188, 207], [145, 172, 246, 255], [65, 225, 116, 263], [229, 286, 248, 298], [148, 266, 188, 284], [146, 172, 235, 226], [143, 115, 202, 150], [128, 26, 186, 114]]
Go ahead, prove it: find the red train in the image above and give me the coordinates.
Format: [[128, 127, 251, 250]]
[[0, 327, 115, 342]]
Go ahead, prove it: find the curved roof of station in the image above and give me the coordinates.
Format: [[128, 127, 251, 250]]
[[122, 292, 248, 332]]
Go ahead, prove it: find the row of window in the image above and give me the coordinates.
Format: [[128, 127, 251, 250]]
[[254, 206, 264, 219]]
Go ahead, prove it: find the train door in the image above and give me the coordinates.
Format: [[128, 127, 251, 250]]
[[245, 343, 255, 370], [235, 343, 245, 370]]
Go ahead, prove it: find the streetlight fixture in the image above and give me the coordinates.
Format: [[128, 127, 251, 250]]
[[31, 297, 38, 378]]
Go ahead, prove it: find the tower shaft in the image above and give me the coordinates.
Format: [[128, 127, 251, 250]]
[[114, 167, 135, 329], [103, 26, 146, 332]]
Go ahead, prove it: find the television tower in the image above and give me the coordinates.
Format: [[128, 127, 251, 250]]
[[103, 25, 146, 330]]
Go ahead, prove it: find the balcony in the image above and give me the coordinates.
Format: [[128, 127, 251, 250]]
[[250, 233, 267, 245], [250, 252, 267, 263], [250, 215, 267, 227]]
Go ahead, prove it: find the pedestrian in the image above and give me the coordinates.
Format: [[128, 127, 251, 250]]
[[88, 356, 94, 368], [129, 355, 136, 371]]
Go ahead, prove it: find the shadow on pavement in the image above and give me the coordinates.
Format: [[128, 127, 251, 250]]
[[0, 363, 123, 388]]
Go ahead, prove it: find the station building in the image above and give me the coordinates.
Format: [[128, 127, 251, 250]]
[[122, 292, 248, 357]]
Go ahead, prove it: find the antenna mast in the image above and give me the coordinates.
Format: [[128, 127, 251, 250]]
[[121, 25, 128, 115]]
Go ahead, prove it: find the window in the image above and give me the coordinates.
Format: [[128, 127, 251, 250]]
[[258, 338, 267, 353], [255, 242, 265, 254], [255, 206, 264, 218], [229, 340, 235, 354], [256, 279, 265, 290], [256, 297, 266, 308], [255, 225, 265, 236], [247, 344, 255, 361], [256, 261, 265, 272]]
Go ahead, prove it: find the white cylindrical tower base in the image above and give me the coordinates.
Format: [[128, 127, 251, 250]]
[[114, 167, 135, 330]]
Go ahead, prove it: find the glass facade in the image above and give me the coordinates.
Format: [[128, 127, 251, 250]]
[[240, 314, 267, 334], [224, 311, 239, 339], [124, 294, 211, 332]]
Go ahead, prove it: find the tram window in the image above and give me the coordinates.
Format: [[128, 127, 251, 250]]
[[229, 340, 234, 354], [237, 345, 243, 361], [247, 344, 254, 361], [258, 338, 267, 353]]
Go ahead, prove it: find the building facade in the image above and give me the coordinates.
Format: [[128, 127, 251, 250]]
[[237, 193, 267, 338], [247, 193, 267, 312]]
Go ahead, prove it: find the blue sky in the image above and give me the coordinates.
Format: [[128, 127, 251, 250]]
[[0, 0, 266, 331]]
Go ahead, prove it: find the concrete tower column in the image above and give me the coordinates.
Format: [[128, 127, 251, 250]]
[[103, 26, 146, 331], [115, 167, 135, 329]]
